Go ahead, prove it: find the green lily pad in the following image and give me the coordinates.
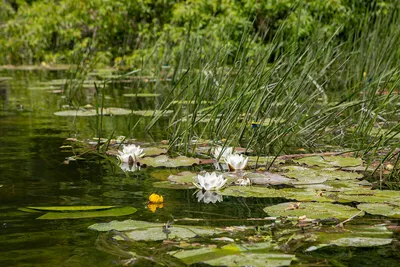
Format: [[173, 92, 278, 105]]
[[170, 243, 295, 266], [131, 110, 173, 117], [123, 93, 161, 97], [282, 166, 362, 184], [171, 100, 212, 104], [27, 206, 115, 211], [279, 188, 336, 203], [263, 202, 364, 219], [89, 219, 223, 241], [139, 155, 200, 167], [150, 169, 180, 180], [36, 206, 137, 220], [338, 189, 400, 203], [105, 107, 132, 115], [54, 109, 98, 117], [142, 147, 168, 156], [220, 186, 288, 198], [152, 181, 196, 189], [307, 224, 393, 251], [247, 156, 285, 167], [357, 203, 400, 218], [168, 171, 197, 184], [89, 219, 163, 232], [294, 156, 363, 168], [244, 172, 295, 186], [54, 108, 132, 117]]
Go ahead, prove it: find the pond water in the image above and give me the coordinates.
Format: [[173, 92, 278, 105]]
[[1, 68, 400, 266]]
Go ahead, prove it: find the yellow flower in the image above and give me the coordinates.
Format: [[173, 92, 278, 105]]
[[149, 193, 164, 204], [147, 203, 163, 213]]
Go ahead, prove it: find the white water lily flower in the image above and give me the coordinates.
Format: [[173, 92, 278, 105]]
[[225, 153, 248, 171], [213, 146, 233, 160], [117, 144, 145, 163], [193, 172, 227, 191], [196, 190, 223, 204]]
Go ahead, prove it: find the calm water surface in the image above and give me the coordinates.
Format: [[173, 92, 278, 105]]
[[0, 69, 399, 266]]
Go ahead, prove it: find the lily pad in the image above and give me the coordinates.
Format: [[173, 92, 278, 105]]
[[168, 171, 197, 184], [306, 224, 393, 251], [294, 156, 363, 168], [244, 172, 295, 186], [54, 109, 98, 117], [105, 107, 132, 115], [152, 181, 196, 189], [123, 93, 161, 97], [220, 186, 288, 198], [247, 156, 285, 167], [357, 203, 400, 218], [139, 155, 200, 167], [338, 189, 400, 203], [282, 166, 362, 184], [89, 219, 163, 232], [89, 219, 223, 241], [263, 202, 364, 220], [36, 206, 137, 220], [170, 243, 295, 266], [142, 147, 168, 156], [131, 110, 173, 117], [27, 206, 114, 211]]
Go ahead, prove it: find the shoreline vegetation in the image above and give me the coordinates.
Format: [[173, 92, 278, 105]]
[[1, 0, 400, 181]]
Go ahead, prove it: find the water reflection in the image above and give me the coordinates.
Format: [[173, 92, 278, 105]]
[[195, 190, 223, 204]]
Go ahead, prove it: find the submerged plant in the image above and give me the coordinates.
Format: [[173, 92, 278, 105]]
[[193, 172, 227, 191], [117, 144, 145, 163], [225, 154, 248, 171]]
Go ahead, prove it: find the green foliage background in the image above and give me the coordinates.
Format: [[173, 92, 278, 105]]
[[0, 0, 396, 66]]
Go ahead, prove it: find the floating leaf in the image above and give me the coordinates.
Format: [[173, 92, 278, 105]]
[[27, 206, 114, 211], [170, 243, 295, 266], [139, 155, 199, 167], [220, 186, 287, 198], [37, 206, 137, 220], [247, 156, 285, 167], [142, 147, 167, 156], [131, 110, 173, 117], [263, 202, 363, 219], [282, 166, 362, 184], [123, 93, 161, 97], [54, 108, 132, 117], [244, 172, 295, 186], [306, 224, 393, 251], [279, 188, 336, 203], [168, 171, 197, 184], [54, 109, 98, 117], [357, 203, 400, 218], [89, 219, 163, 232], [152, 181, 196, 189], [89, 219, 223, 241], [294, 156, 363, 168], [339, 189, 400, 203]]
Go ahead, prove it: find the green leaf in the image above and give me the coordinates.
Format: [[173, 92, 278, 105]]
[[168, 171, 197, 184], [282, 166, 363, 184], [123, 93, 161, 97], [139, 155, 200, 167], [152, 181, 196, 189], [357, 203, 400, 218], [142, 147, 168, 156], [36, 207, 137, 220], [89, 219, 223, 241], [263, 202, 363, 220], [131, 110, 173, 117], [294, 156, 363, 168], [27, 206, 115, 211]]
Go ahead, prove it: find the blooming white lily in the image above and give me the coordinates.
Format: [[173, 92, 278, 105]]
[[235, 177, 251, 186], [213, 146, 233, 161], [117, 144, 144, 163], [193, 172, 227, 191], [225, 153, 248, 171], [196, 190, 223, 204]]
